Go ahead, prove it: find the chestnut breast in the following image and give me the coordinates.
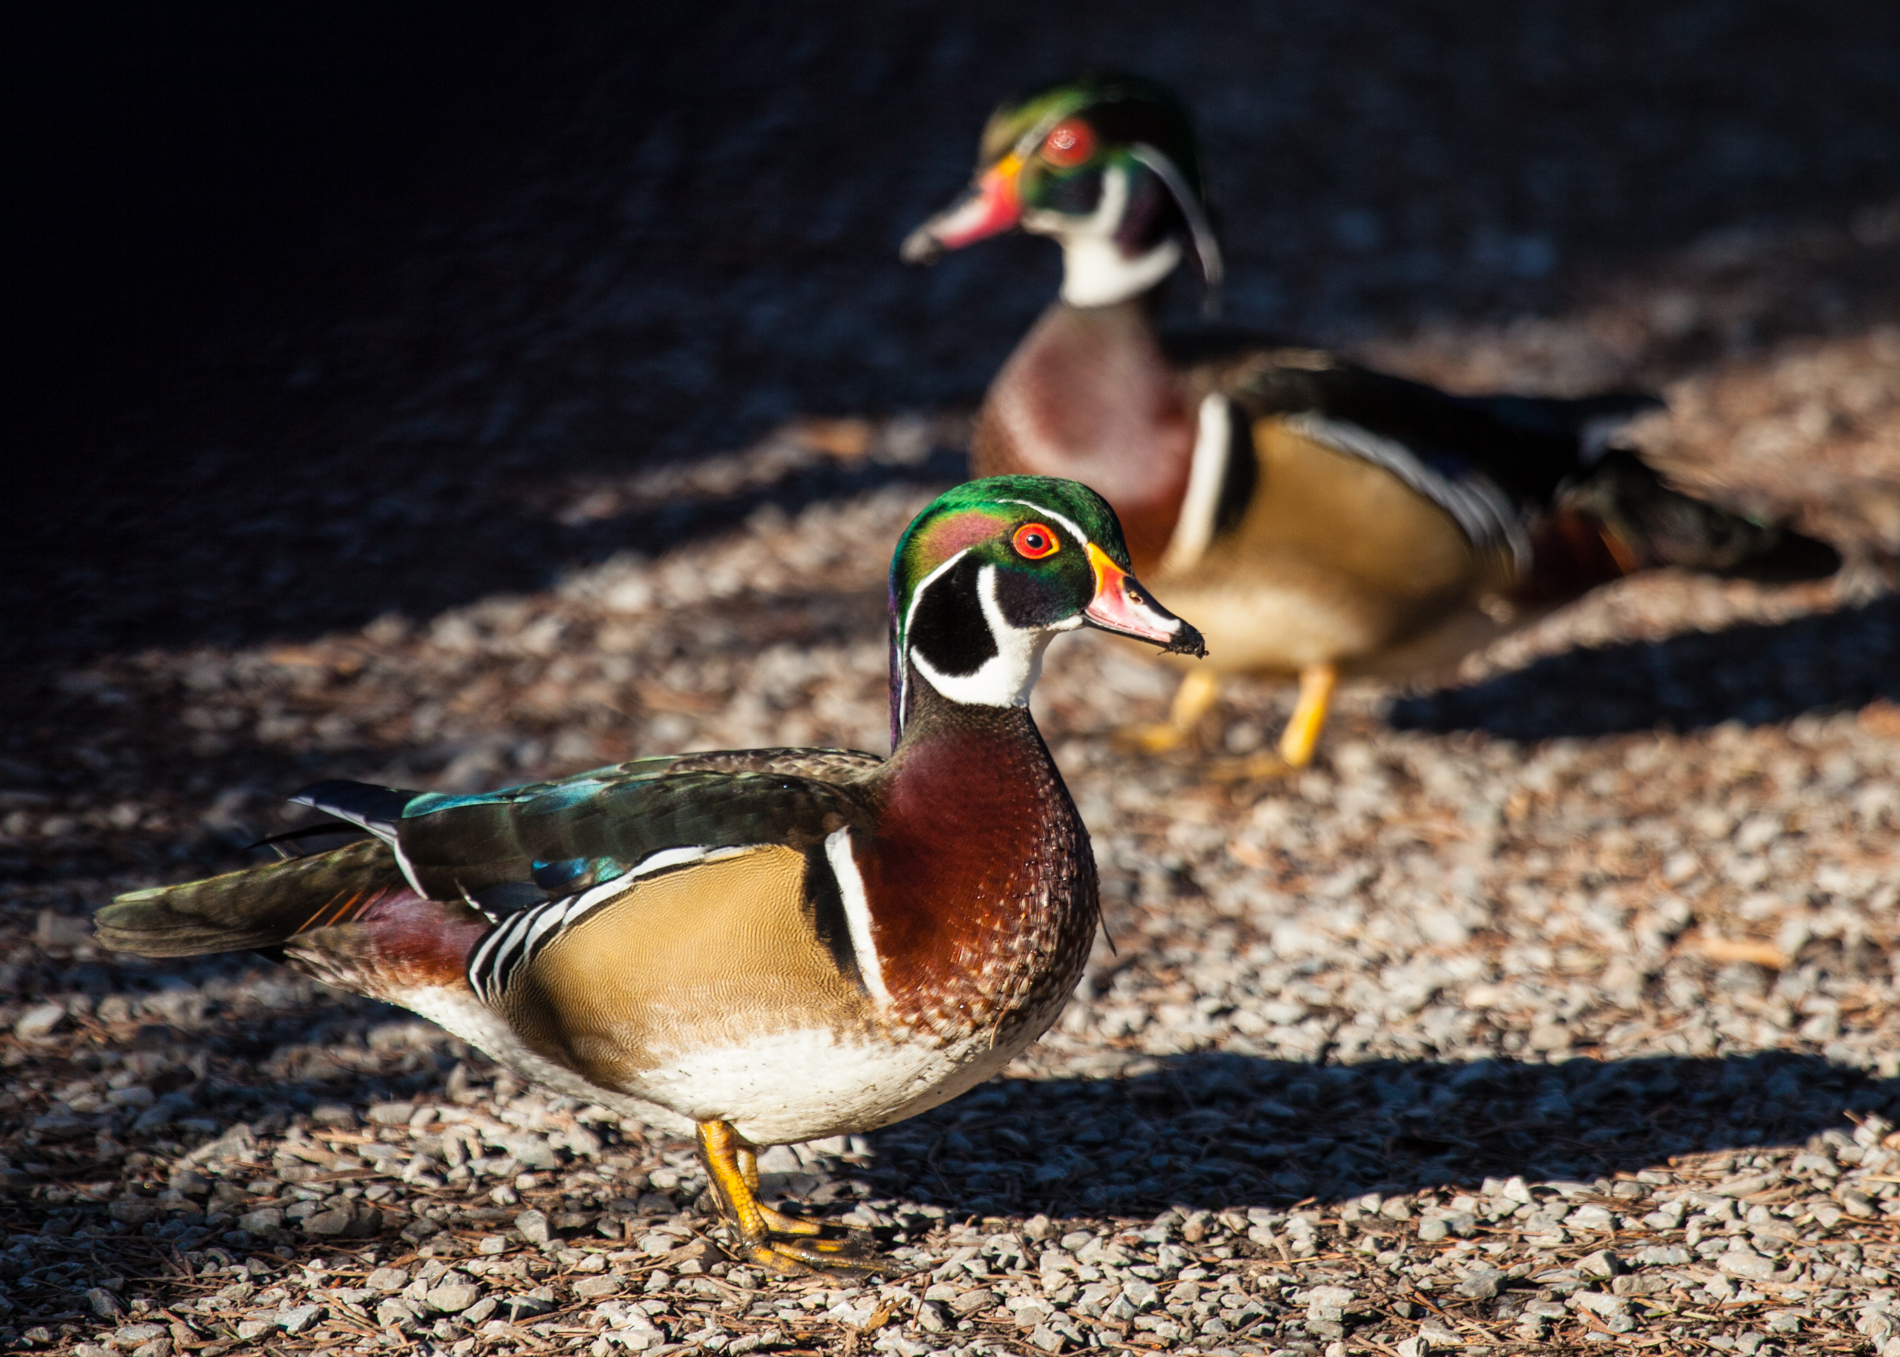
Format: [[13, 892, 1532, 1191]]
[[854, 710, 1095, 1039], [971, 300, 1193, 574]]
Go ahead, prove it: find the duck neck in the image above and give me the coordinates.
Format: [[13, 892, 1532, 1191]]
[[1040, 160, 1186, 308], [862, 662, 1096, 1030], [878, 633, 1073, 864], [1058, 234, 1182, 308], [888, 656, 1053, 766], [970, 300, 1193, 574]]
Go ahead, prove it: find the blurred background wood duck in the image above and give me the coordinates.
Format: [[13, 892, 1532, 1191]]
[[903, 73, 1840, 775]]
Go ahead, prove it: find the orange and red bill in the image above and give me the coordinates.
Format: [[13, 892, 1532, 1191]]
[[899, 153, 1028, 263], [1082, 543, 1205, 656]]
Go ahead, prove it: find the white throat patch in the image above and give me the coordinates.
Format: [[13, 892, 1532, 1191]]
[[1026, 163, 1184, 308], [907, 562, 1071, 711]]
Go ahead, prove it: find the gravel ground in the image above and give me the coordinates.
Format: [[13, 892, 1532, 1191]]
[[10, 6, 1900, 1356], [5, 423, 1900, 1357]]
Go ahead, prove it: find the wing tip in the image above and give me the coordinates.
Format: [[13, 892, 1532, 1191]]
[[290, 780, 413, 841]]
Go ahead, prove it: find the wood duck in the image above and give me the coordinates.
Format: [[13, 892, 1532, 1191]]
[[903, 73, 1839, 773], [95, 476, 1202, 1276]]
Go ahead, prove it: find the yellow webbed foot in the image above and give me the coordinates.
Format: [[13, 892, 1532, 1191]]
[[1117, 668, 1222, 754], [699, 1120, 889, 1278], [754, 1201, 826, 1238], [1205, 664, 1337, 780], [1205, 750, 1295, 782], [1123, 721, 1193, 754], [739, 1235, 882, 1279]]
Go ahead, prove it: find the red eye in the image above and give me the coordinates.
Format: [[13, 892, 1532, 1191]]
[[1040, 119, 1094, 168], [1013, 523, 1060, 559]]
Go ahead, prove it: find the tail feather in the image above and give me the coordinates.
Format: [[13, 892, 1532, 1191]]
[[95, 837, 407, 958], [1560, 449, 1842, 582]]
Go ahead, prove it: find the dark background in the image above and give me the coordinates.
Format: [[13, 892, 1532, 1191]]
[[9, 1, 1900, 660]]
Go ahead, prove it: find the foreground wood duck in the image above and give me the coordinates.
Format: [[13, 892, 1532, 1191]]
[[95, 476, 1202, 1275], [903, 74, 1839, 773]]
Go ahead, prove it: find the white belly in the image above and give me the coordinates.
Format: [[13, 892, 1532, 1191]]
[[395, 984, 694, 1133], [398, 982, 1062, 1146], [637, 1025, 1025, 1145]]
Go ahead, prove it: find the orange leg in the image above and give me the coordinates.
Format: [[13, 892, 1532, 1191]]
[[1208, 663, 1337, 781], [1277, 663, 1338, 768], [1125, 668, 1222, 753], [732, 1142, 824, 1237], [696, 1120, 879, 1276]]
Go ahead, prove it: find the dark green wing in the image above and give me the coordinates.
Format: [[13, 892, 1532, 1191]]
[[1160, 333, 1836, 582], [655, 748, 886, 782], [295, 746, 883, 908], [1161, 327, 1657, 508]]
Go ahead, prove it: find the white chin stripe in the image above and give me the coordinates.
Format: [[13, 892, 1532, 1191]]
[[908, 564, 1052, 710], [1059, 235, 1182, 308], [1028, 164, 1184, 307]]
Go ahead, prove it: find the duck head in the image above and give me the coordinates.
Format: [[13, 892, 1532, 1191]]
[[901, 73, 1221, 310], [889, 475, 1205, 742]]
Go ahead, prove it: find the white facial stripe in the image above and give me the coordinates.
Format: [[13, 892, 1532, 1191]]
[[901, 547, 973, 643], [825, 827, 889, 1007], [1010, 108, 1070, 163], [971, 557, 1035, 681], [996, 498, 1091, 549], [1128, 142, 1223, 294], [897, 545, 974, 733], [1158, 393, 1233, 575]]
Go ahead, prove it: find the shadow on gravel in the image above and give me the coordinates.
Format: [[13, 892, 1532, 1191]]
[[5, 1005, 1892, 1328], [1390, 594, 1900, 742], [6, 442, 965, 666], [551, 447, 964, 577], [871, 1049, 1900, 1216]]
